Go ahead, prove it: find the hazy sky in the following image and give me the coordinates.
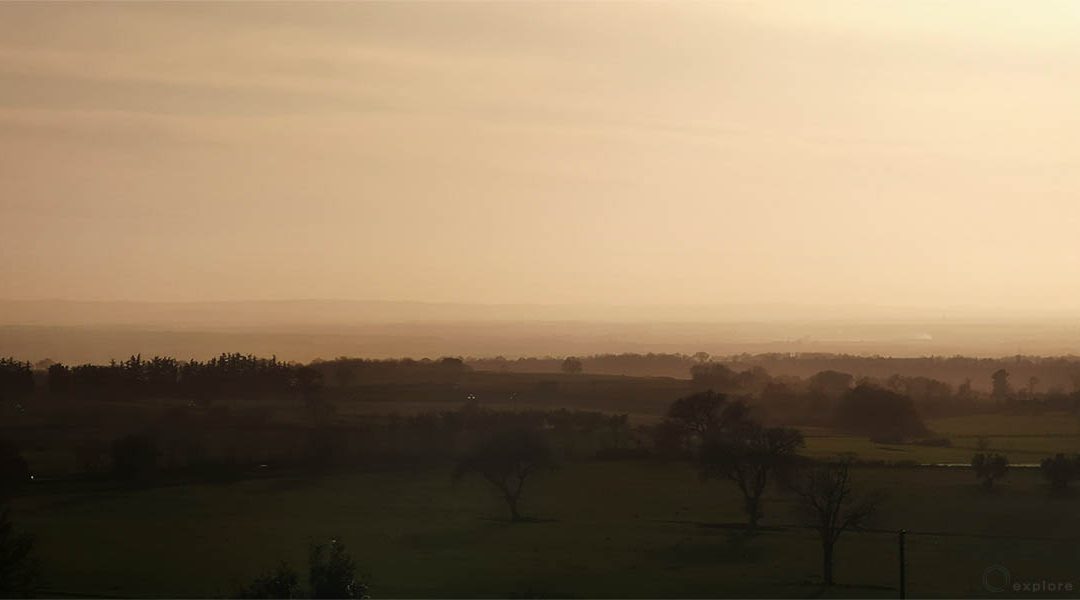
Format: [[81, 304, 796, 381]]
[[3, 1, 1080, 314]]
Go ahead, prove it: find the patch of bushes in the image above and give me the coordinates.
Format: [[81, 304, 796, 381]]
[[238, 539, 367, 599]]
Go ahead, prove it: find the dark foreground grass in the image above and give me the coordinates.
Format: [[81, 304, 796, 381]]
[[11, 462, 1080, 598]]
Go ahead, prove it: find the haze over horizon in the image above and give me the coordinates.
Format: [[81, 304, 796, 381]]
[[3, 298, 1080, 364], [3, 297, 1080, 326], [4, 1, 1080, 317]]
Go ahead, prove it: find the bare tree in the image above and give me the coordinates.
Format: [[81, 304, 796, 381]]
[[657, 391, 751, 457], [699, 423, 804, 528], [789, 460, 881, 586], [667, 391, 750, 438], [454, 428, 554, 521]]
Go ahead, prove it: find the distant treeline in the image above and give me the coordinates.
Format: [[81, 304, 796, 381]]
[[0, 354, 472, 405], [309, 356, 469, 386], [6, 352, 1080, 420], [3, 354, 303, 404], [3, 352, 1080, 484], [467, 352, 1080, 392], [728, 353, 1080, 393], [469, 354, 698, 378]]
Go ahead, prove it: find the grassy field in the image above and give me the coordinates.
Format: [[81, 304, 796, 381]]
[[9, 404, 1080, 598], [929, 413, 1080, 437], [11, 461, 1080, 599], [798, 412, 1080, 465]]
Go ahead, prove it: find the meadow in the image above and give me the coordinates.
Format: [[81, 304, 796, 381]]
[[12, 456, 1080, 598], [7, 362, 1080, 598], [801, 413, 1080, 464]]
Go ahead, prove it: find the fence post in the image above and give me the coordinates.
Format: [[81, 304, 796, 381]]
[[899, 529, 907, 599]]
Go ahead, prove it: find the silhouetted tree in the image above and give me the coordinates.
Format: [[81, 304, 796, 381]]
[[294, 366, 323, 397], [808, 370, 854, 398], [0, 359, 33, 407], [991, 369, 1011, 405], [454, 428, 553, 521], [332, 360, 356, 388], [31, 359, 54, 371], [833, 383, 926, 441], [1041, 453, 1078, 493], [699, 423, 804, 528], [689, 363, 739, 391], [956, 378, 975, 404], [436, 357, 469, 383], [111, 434, 160, 481], [790, 460, 881, 586], [45, 363, 71, 398], [309, 539, 367, 599], [144, 356, 179, 397], [733, 366, 772, 395], [560, 357, 583, 375], [658, 391, 753, 457], [669, 391, 744, 435], [886, 375, 954, 415], [971, 453, 1008, 490], [0, 507, 38, 597], [294, 366, 333, 422]]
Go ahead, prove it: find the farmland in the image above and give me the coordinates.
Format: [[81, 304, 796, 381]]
[[12, 460, 1080, 598]]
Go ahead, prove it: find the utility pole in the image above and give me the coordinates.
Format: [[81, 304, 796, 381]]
[[899, 529, 907, 599]]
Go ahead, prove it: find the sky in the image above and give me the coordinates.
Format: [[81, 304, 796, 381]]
[[2, 1, 1080, 316]]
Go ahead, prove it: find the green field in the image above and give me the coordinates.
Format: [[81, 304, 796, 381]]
[[11, 460, 1080, 599], [797, 413, 1080, 464], [9, 403, 1080, 598]]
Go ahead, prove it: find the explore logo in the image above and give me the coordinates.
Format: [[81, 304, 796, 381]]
[[983, 565, 1075, 594]]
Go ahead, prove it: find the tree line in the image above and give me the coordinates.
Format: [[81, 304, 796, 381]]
[[1, 355, 474, 406], [468, 352, 1080, 395], [7, 353, 1080, 423]]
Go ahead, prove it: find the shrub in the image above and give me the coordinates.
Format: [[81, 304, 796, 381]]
[[309, 539, 367, 599], [971, 453, 1008, 490], [1041, 453, 1079, 493], [237, 539, 368, 599], [237, 562, 300, 599]]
